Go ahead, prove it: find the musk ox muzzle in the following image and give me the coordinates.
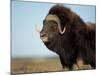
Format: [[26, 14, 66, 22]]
[[40, 32, 48, 43]]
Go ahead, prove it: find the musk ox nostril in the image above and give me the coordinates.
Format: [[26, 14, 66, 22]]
[[40, 32, 48, 42], [40, 33, 46, 37]]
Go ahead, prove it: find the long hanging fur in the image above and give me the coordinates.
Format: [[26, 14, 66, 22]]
[[41, 5, 96, 70]]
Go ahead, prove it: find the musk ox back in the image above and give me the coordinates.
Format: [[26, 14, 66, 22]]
[[40, 5, 96, 70]]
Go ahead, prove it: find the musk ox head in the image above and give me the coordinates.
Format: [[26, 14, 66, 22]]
[[40, 5, 81, 51], [40, 14, 66, 41], [40, 14, 62, 50]]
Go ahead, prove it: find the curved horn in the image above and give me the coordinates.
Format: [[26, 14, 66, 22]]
[[46, 14, 66, 34]]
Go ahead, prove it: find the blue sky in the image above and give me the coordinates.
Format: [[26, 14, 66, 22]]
[[11, 1, 95, 58]]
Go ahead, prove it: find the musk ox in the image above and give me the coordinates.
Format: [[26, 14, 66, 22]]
[[40, 5, 96, 70]]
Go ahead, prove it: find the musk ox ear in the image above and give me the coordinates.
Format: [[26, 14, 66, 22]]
[[45, 14, 66, 35]]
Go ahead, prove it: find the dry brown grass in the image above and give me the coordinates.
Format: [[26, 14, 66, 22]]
[[11, 57, 63, 74], [11, 57, 93, 75]]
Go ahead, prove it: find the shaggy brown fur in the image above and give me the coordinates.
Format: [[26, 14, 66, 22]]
[[40, 5, 96, 70]]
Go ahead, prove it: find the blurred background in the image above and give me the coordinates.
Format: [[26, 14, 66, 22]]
[[11, 0, 95, 74]]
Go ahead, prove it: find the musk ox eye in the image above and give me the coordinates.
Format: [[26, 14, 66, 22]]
[[49, 21, 58, 26], [51, 25, 57, 29], [48, 22, 58, 29], [53, 26, 57, 29]]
